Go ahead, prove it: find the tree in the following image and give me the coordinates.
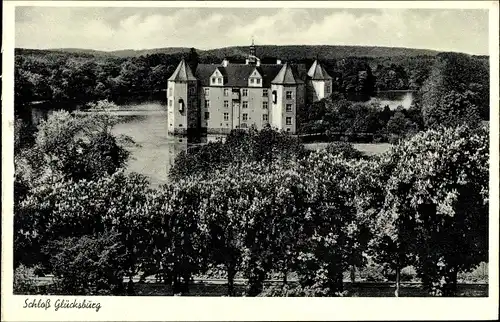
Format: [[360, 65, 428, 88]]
[[186, 48, 199, 74], [386, 110, 418, 142], [19, 108, 129, 183], [46, 231, 127, 295], [422, 89, 482, 129], [421, 53, 488, 128], [376, 125, 488, 296]]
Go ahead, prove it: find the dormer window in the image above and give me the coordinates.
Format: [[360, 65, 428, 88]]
[[210, 69, 224, 86], [248, 69, 262, 87]]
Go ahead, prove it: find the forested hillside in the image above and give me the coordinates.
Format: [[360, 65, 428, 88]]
[[23, 44, 442, 59]]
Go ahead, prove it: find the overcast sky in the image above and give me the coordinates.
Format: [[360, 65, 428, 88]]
[[15, 7, 489, 55]]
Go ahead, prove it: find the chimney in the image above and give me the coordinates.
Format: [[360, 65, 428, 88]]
[[276, 59, 282, 65], [245, 59, 249, 65], [256, 58, 261, 67], [222, 58, 229, 67]]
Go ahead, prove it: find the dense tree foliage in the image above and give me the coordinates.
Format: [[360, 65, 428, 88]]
[[169, 127, 308, 180], [298, 93, 424, 142], [421, 52, 489, 126]]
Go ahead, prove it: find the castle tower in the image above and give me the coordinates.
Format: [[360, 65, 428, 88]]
[[167, 59, 198, 135], [307, 60, 333, 102], [270, 63, 304, 134], [250, 37, 256, 57], [246, 37, 260, 66]]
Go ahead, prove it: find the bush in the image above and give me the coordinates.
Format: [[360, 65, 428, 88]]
[[258, 284, 349, 297], [45, 231, 127, 295], [13, 264, 39, 294], [359, 264, 386, 282]]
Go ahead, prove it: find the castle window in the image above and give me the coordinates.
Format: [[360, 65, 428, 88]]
[[286, 104, 292, 112], [189, 87, 195, 95], [242, 113, 248, 121], [205, 100, 210, 109], [263, 89, 268, 97], [205, 112, 210, 120], [224, 100, 229, 108], [179, 124, 183, 127], [286, 117, 292, 125], [169, 99, 173, 107], [224, 88, 229, 96], [263, 102, 268, 109], [168, 87, 173, 96], [205, 88, 209, 96], [242, 89, 248, 97], [178, 99, 185, 113], [242, 101, 248, 109], [263, 114, 268, 121], [287, 128, 291, 132], [272, 91, 277, 104], [286, 91, 293, 100], [325, 84, 331, 94], [224, 112, 229, 121]]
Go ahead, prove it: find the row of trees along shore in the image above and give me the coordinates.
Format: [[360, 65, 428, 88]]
[[15, 109, 488, 296]]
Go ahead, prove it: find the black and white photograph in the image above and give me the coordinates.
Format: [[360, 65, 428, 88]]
[[2, 1, 499, 321]]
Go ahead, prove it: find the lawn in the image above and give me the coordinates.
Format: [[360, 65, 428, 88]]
[[304, 142, 392, 156]]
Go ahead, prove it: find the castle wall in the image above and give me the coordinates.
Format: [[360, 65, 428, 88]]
[[270, 84, 283, 130], [199, 86, 271, 133], [167, 80, 198, 135]]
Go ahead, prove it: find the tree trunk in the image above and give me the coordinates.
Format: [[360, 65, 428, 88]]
[[227, 264, 236, 296], [182, 273, 190, 294], [443, 267, 458, 297], [283, 268, 288, 286], [126, 277, 134, 295], [247, 270, 265, 297], [395, 266, 400, 297], [350, 265, 356, 284], [172, 274, 181, 294]]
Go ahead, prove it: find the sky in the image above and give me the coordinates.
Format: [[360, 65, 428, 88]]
[[15, 7, 490, 55]]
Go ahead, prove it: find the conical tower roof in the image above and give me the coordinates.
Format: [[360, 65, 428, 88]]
[[307, 60, 332, 80], [168, 59, 197, 81], [271, 63, 302, 85]]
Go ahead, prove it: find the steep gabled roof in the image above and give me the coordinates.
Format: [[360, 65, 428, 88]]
[[307, 60, 333, 80], [168, 59, 197, 81], [194, 63, 305, 87], [271, 63, 304, 85]]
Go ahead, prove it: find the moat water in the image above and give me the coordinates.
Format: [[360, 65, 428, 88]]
[[31, 91, 412, 186]]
